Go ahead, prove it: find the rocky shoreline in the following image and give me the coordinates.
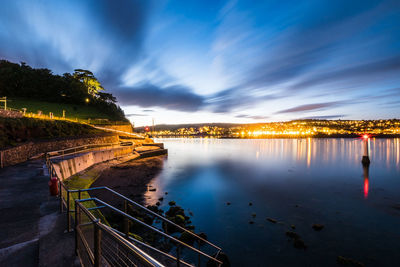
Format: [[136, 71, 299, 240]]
[[89, 155, 166, 206]]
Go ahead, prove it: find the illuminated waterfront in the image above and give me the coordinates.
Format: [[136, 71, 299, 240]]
[[138, 120, 400, 138], [146, 138, 400, 266]]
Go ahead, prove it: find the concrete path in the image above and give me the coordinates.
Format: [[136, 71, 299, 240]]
[[0, 160, 78, 267]]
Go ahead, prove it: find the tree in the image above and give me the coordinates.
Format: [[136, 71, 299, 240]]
[[73, 69, 104, 96], [96, 92, 116, 103]]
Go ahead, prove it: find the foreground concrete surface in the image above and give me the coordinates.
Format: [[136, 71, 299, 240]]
[[0, 160, 79, 267]]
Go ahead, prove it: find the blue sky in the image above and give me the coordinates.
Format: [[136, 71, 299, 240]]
[[1, 0, 400, 126]]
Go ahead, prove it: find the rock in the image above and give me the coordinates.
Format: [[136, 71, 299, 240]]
[[286, 231, 306, 250], [168, 201, 176, 206], [174, 214, 186, 225], [267, 218, 277, 223], [312, 224, 324, 231], [147, 205, 160, 213], [179, 231, 196, 245], [293, 238, 307, 250], [165, 206, 185, 217], [198, 232, 208, 241], [207, 252, 231, 267], [285, 231, 300, 239], [337, 256, 364, 267]]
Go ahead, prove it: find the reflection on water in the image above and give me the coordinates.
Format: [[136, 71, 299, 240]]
[[146, 138, 400, 266], [363, 164, 370, 199]]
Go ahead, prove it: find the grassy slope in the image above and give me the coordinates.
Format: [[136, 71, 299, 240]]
[[7, 98, 113, 120], [0, 117, 106, 148]]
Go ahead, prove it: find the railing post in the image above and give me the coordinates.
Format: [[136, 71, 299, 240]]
[[176, 244, 180, 267], [78, 189, 82, 200], [67, 191, 71, 232], [197, 240, 201, 267], [123, 200, 129, 238], [75, 201, 80, 256], [59, 179, 63, 213], [94, 221, 101, 267]]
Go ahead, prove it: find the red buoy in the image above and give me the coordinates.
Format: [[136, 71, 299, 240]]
[[49, 177, 59, 196]]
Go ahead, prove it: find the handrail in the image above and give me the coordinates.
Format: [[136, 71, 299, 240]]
[[75, 201, 163, 267], [77, 198, 222, 265], [45, 146, 224, 267], [69, 186, 221, 251], [110, 227, 194, 267]]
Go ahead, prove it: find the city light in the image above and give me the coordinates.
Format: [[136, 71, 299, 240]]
[[140, 120, 400, 138]]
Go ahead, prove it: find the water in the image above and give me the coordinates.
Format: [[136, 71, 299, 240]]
[[146, 138, 400, 266]]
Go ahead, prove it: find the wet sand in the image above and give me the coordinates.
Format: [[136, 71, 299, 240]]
[[89, 156, 165, 206]]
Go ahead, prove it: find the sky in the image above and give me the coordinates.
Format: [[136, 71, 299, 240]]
[[1, 0, 400, 126]]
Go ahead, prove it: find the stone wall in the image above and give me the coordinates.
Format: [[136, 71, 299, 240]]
[[0, 135, 119, 167], [0, 109, 23, 118]]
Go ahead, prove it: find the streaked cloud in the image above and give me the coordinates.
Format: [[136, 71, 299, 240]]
[[1, 0, 400, 125]]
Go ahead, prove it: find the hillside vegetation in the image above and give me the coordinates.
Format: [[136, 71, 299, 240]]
[[0, 60, 127, 122], [0, 117, 106, 148], [7, 98, 116, 121]]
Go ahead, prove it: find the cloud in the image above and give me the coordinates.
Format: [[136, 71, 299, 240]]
[[235, 114, 269, 120], [298, 115, 347, 120], [290, 55, 400, 91], [0, 0, 151, 76], [207, 86, 281, 113], [1, 0, 400, 120], [206, 0, 400, 112], [125, 113, 149, 117], [114, 83, 205, 112], [276, 101, 347, 114]]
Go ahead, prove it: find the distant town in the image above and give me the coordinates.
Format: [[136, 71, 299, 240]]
[[135, 119, 400, 138]]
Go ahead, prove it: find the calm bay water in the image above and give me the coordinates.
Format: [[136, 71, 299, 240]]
[[146, 138, 400, 266]]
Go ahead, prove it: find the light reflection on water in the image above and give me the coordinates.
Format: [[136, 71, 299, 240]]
[[145, 138, 400, 266]]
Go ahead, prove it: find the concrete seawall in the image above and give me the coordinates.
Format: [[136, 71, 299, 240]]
[[53, 146, 136, 180]]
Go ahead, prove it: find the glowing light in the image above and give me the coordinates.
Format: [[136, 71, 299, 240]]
[[363, 134, 369, 139], [364, 178, 369, 198], [85, 98, 90, 103]]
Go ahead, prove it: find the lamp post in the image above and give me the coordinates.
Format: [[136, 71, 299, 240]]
[[361, 134, 370, 166]]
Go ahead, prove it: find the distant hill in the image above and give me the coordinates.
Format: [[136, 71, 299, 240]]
[[0, 60, 127, 122], [134, 122, 266, 131]]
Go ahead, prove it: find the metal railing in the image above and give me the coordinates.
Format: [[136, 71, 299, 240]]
[[75, 200, 163, 267], [45, 147, 223, 267]]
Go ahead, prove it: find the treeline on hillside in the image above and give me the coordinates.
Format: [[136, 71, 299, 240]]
[[0, 60, 127, 121]]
